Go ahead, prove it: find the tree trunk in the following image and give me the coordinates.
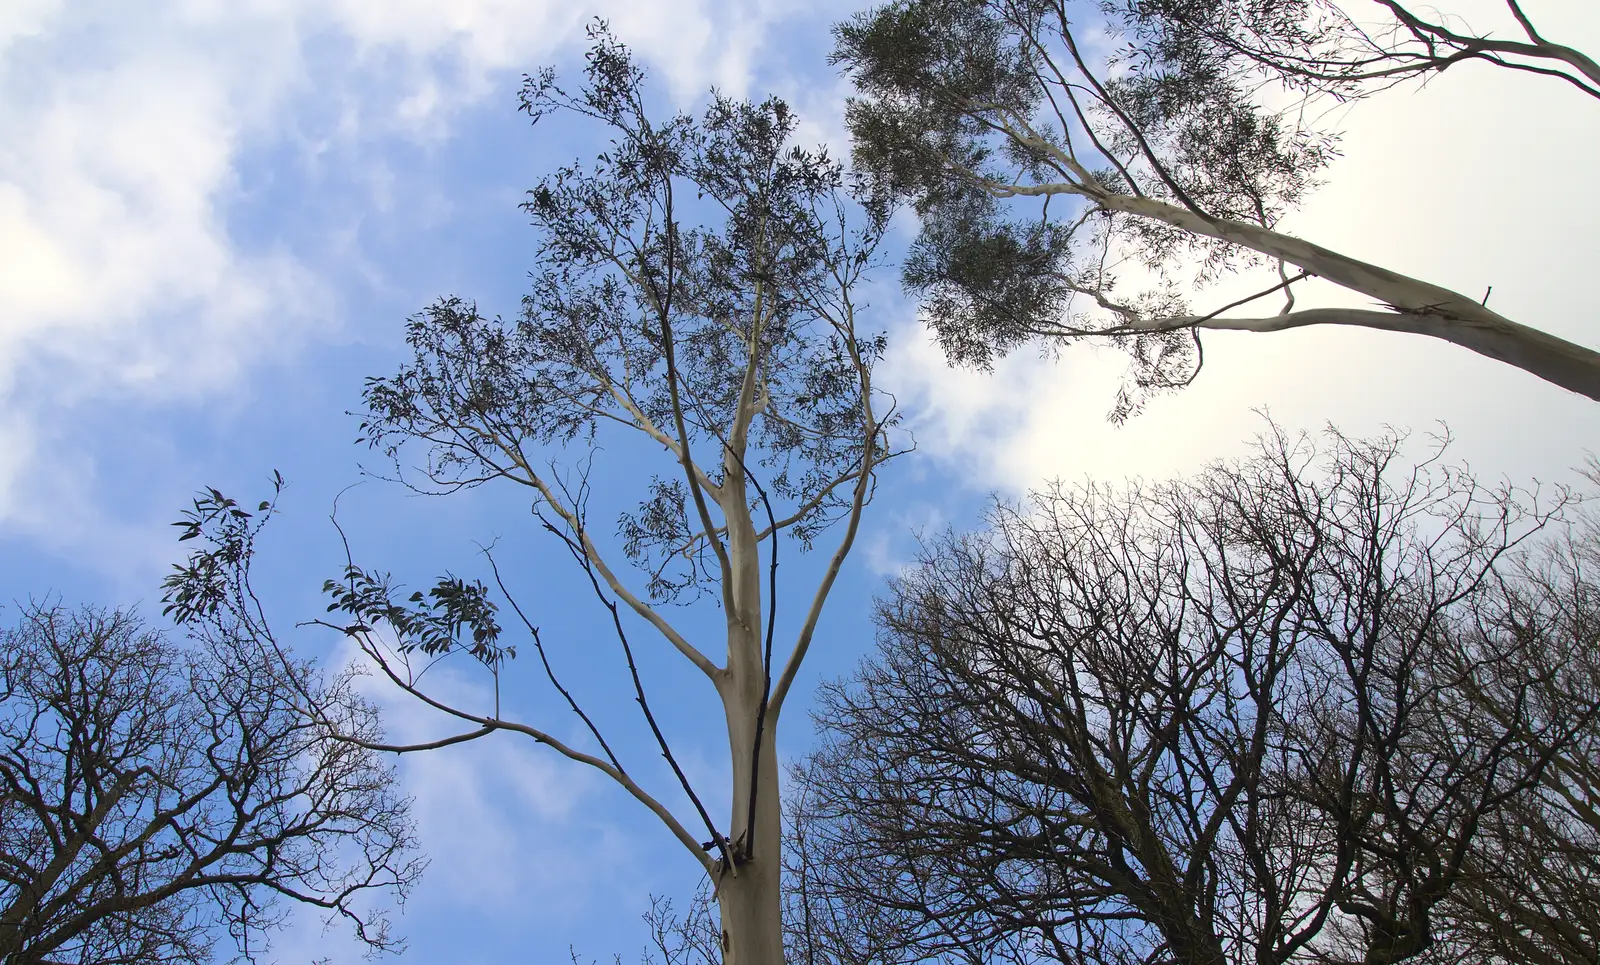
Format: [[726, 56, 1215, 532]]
[[718, 720, 785, 965], [717, 449, 787, 965], [716, 839, 785, 965], [1088, 191, 1600, 400]]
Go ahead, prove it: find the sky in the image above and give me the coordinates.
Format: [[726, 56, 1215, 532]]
[[1, 1, 1598, 963]]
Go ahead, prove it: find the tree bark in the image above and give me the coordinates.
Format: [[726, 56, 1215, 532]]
[[717, 725, 785, 965]]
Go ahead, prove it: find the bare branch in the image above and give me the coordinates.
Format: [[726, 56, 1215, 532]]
[[348, 629, 717, 876]]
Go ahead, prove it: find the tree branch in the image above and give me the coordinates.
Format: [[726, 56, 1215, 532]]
[[344, 635, 717, 876], [981, 178, 1600, 399]]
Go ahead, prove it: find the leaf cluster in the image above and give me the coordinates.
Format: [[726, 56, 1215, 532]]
[[322, 567, 511, 668], [162, 471, 283, 627], [835, 0, 1335, 399]]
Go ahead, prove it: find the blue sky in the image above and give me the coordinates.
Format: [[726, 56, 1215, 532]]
[[3, 1, 1600, 963]]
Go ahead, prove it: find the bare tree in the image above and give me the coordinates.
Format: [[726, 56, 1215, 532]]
[[1426, 520, 1600, 965], [791, 427, 1600, 965], [0, 599, 420, 965], [832, 0, 1600, 414], [164, 26, 898, 965]]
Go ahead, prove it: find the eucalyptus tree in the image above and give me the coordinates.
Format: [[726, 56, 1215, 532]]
[[165, 29, 896, 965], [0, 602, 419, 965], [832, 0, 1600, 414], [791, 428, 1600, 965]]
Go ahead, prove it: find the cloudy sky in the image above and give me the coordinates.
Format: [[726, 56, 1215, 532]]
[[2, 1, 1597, 962]]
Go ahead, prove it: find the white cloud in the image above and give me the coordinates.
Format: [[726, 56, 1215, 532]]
[[0, 18, 310, 390], [0, 0, 59, 54], [0, 0, 836, 562]]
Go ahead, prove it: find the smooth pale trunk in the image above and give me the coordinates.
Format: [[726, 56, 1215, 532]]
[[716, 717, 784, 965], [715, 449, 786, 965]]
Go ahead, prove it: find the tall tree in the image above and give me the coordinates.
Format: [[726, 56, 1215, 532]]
[[832, 0, 1600, 414], [792, 427, 1600, 965], [0, 600, 419, 965], [165, 28, 897, 965]]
